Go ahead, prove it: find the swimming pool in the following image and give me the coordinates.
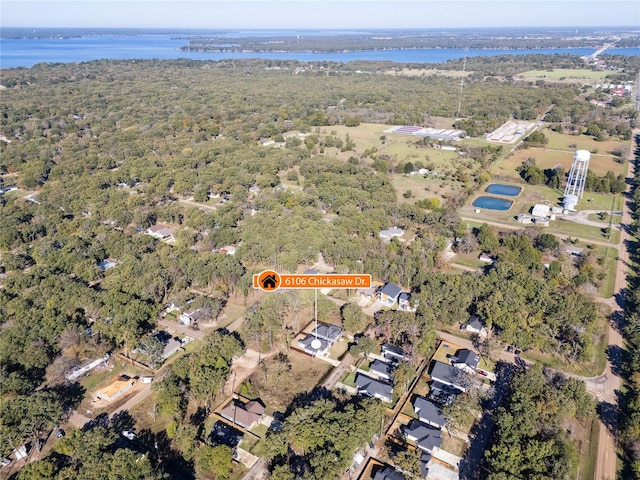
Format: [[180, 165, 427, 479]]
[[484, 183, 522, 196], [472, 196, 514, 211]]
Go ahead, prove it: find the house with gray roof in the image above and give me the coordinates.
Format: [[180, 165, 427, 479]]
[[381, 343, 406, 363], [379, 227, 405, 241], [463, 315, 487, 336], [355, 373, 394, 403], [413, 396, 446, 429], [450, 349, 480, 374], [398, 292, 415, 311], [369, 359, 394, 381], [373, 466, 406, 480], [379, 283, 403, 306], [298, 334, 331, 356], [312, 323, 342, 343], [403, 419, 443, 453], [430, 361, 470, 393]]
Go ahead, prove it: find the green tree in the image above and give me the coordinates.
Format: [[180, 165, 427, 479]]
[[342, 303, 366, 334]]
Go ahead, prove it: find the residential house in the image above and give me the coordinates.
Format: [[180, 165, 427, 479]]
[[369, 359, 394, 381], [298, 334, 331, 356], [478, 253, 495, 263], [373, 466, 406, 480], [146, 224, 175, 241], [312, 323, 342, 343], [463, 315, 488, 337], [357, 286, 377, 300], [180, 309, 203, 326], [219, 398, 266, 430], [379, 283, 403, 306], [428, 381, 461, 405], [413, 396, 446, 429], [355, 373, 394, 403], [96, 375, 137, 402], [450, 349, 480, 374], [152, 331, 184, 359], [381, 343, 406, 364], [430, 361, 469, 393], [398, 292, 415, 311], [98, 259, 117, 271], [379, 227, 405, 241], [403, 419, 443, 453]]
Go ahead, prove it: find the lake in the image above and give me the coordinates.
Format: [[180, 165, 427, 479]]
[[2, 33, 638, 69]]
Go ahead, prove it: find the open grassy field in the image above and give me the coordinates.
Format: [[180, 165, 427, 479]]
[[391, 174, 464, 204], [518, 69, 611, 84], [494, 148, 626, 179]]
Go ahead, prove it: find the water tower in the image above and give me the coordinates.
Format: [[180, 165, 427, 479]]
[[563, 150, 590, 211]]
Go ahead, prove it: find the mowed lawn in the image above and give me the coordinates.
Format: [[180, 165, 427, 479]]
[[517, 69, 611, 84]]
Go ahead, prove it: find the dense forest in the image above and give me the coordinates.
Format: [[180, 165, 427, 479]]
[[0, 54, 635, 478]]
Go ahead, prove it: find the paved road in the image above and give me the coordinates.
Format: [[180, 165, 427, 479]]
[[241, 457, 267, 480], [594, 130, 636, 480]]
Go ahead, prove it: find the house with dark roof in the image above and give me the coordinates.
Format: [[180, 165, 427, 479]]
[[373, 466, 406, 480], [369, 359, 394, 381], [463, 315, 487, 336], [355, 373, 394, 403], [428, 381, 461, 405], [403, 419, 443, 453], [379, 283, 403, 306], [419, 452, 432, 478], [312, 323, 342, 343], [298, 334, 331, 356], [430, 361, 470, 393], [450, 349, 480, 374], [398, 292, 416, 312], [381, 343, 406, 363], [219, 398, 265, 430], [413, 396, 446, 429]]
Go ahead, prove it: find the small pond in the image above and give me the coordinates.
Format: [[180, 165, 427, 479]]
[[472, 196, 513, 211], [484, 183, 522, 196]]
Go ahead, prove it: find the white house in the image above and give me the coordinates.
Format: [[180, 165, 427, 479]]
[[146, 224, 175, 241], [379, 227, 405, 241]]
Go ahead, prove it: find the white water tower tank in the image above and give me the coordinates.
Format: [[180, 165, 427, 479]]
[[575, 150, 590, 163]]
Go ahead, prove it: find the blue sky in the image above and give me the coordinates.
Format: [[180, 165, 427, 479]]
[[2, 0, 638, 29]]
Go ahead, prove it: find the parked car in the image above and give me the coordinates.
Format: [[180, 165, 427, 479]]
[[122, 430, 137, 440], [1, 458, 11, 468], [514, 349, 522, 356], [506, 345, 514, 353], [56, 429, 65, 439], [477, 370, 488, 377]]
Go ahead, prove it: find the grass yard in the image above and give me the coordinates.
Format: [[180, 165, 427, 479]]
[[599, 247, 620, 298], [341, 371, 357, 388], [578, 416, 600, 480], [586, 213, 622, 224], [247, 349, 334, 411], [391, 174, 465, 204], [518, 68, 611, 84], [441, 435, 469, 457]]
